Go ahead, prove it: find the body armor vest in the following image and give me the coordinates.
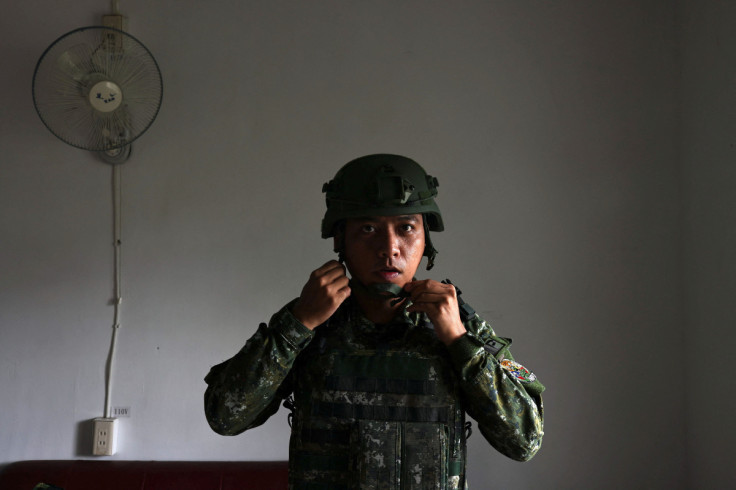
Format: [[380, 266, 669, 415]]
[[286, 301, 468, 490]]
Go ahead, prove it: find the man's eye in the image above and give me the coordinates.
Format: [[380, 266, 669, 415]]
[[361, 225, 376, 233], [400, 224, 415, 232]]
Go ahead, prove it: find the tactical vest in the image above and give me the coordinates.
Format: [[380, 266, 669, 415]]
[[286, 303, 468, 490]]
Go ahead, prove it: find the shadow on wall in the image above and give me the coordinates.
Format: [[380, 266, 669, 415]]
[[75, 419, 96, 457]]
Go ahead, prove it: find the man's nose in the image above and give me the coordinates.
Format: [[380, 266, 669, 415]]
[[377, 228, 400, 258]]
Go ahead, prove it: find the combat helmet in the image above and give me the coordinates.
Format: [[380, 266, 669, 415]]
[[322, 154, 443, 269]]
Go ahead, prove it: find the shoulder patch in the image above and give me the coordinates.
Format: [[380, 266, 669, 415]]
[[500, 359, 537, 383]]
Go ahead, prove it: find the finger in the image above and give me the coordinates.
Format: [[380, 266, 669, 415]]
[[311, 261, 347, 285], [409, 291, 447, 303], [335, 280, 352, 298], [406, 301, 442, 315], [405, 279, 453, 294], [403, 279, 429, 291], [314, 260, 344, 276], [322, 265, 348, 287], [408, 284, 456, 302], [328, 274, 351, 294]]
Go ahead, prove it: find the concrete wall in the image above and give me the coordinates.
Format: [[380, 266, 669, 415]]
[[2, 0, 727, 488]]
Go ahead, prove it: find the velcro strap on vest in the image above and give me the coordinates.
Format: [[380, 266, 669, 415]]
[[325, 375, 437, 395], [331, 354, 433, 379], [312, 401, 450, 423]]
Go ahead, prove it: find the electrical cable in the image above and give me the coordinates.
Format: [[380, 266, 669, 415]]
[[104, 163, 123, 419]]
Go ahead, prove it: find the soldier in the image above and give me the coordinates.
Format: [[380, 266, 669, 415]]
[[205, 154, 544, 489]]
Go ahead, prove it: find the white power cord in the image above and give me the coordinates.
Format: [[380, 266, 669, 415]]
[[104, 163, 123, 419]]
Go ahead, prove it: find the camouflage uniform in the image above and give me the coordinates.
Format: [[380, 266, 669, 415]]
[[205, 296, 544, 489]]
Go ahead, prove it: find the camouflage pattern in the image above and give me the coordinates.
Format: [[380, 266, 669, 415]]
[[205, 299, 544, 489]]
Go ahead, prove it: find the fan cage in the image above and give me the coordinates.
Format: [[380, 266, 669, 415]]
[[32, 26, 163, 152]]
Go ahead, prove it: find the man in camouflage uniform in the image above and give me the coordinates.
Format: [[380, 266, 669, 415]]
[[205, 154, 544, 489]]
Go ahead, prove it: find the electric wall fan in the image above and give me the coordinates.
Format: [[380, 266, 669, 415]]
[[31, 24, 163, 451], [32, 26, 163, 163]]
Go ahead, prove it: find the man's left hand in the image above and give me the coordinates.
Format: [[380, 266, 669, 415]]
[[403, 279, 467, 345]]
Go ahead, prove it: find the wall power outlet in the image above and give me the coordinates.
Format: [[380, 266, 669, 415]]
[[93, 417, 118, 456]]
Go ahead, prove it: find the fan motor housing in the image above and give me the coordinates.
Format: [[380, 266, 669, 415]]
[[89, 80, 123, 112]]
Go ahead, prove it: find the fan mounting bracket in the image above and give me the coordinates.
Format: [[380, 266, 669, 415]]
[[97, 143, 132, 165]]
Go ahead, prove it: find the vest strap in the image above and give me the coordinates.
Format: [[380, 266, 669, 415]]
[[325, 374, 437, 395], [312, 401, 450, 423]]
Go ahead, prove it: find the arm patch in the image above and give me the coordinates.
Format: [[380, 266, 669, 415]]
[[500, 359, 537, 383]]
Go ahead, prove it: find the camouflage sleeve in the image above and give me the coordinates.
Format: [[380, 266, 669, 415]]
[[446, 314, 545, 461], [204, 300, 314, 435]]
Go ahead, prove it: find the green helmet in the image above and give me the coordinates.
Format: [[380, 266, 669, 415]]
[[321, 154, 443, 269], [321, 154, 443, 238]]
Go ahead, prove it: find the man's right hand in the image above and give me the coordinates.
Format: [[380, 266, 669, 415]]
[[291, 260, 351, 329]]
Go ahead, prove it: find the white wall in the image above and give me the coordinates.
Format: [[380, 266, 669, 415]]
[[2, 0, 726, 488]]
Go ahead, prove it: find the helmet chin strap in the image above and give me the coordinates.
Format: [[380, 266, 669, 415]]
[[423, 219, 437, 270], [348, 279, 410, 307]]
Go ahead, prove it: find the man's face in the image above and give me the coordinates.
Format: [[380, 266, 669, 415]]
[[339, 214, 425, 288]]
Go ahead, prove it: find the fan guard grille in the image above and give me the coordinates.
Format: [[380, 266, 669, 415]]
[[32, 26, 163, 152]]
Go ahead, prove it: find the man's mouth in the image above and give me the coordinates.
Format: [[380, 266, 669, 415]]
[[376, 267, 401, 281]]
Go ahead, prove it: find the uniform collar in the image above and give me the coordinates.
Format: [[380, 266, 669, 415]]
[[342, 296, 424, 330]]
